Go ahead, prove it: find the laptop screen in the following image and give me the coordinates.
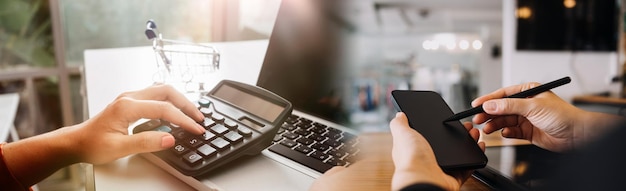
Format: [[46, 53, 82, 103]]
[[256, 0, 353, 126]]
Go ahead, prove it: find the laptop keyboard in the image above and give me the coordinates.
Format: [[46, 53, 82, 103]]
[[268, 114, 360, 173]]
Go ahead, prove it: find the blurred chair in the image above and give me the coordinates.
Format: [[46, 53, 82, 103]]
[[0, 93, 19, 143]]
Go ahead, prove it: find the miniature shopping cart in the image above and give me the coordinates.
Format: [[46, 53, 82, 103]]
[[144, 19, 220, 95]]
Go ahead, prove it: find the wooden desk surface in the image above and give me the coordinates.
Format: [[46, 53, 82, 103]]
[[573, 95, 626, 107], [350, 131, 529, 191]]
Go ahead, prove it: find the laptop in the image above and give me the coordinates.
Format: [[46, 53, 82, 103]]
[[157, 0, 364, 190]]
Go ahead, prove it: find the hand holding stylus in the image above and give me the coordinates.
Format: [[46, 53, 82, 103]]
[[444, 77, 571, 122], [470, 78, 625, 152]]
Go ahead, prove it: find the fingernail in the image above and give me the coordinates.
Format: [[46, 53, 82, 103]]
[[196, 112, 204, 121], [161, 135, 175, 148], [196, 124, 206, 134], [483, 101, 497, 112]]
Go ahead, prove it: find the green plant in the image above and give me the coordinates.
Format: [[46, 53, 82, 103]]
[[0, 0, 55, 68]]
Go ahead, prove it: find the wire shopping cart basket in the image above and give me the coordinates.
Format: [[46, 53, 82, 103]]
[[144, 19, 220, 95]]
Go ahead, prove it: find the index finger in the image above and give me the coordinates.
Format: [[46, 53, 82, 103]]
[[471, 82, 540, 107], [112, 98, 205, 134], [120, 84, 204, 121]]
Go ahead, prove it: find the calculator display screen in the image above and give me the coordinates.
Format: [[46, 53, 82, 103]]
[[212, 84, 285, 123]]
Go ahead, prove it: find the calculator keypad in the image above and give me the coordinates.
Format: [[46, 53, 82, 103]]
[[132, 80, 292, 177], [143, 102, 264, 174]]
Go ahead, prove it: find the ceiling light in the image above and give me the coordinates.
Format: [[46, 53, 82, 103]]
[[516, 7, 532, 19], [564, 0, 576, 8], [459, 40, 469, 50], [422, 40, 430, 50], [472, 40, 483, 50]]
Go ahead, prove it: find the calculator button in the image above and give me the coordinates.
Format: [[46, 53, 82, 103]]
[[223, 119, 238, 129], [237, 127, 253, 137], [200, 107, 213, 117], [198, 99, 211, 108], [203, 117, 217, 128], [202, 131, 216, 141], [186, 137, 203, 148], [211, 137, 230, 150], [183, 152, 203, 166], [174, 130, 190, 139], [224, 131, 243, 143], [211, 124, 229, 135], [171, 144, 188, 155], [154, 125, 172, 133], [197, 144, 217, 157], [212, 113, 225, 122]]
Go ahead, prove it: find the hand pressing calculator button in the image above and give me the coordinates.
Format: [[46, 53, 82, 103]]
[[133, 80, 292, 176]]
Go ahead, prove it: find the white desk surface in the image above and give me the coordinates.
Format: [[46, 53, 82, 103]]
[[84, 40, 269, 191], [0, 93, 19, 142]]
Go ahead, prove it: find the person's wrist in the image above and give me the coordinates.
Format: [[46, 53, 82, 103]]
[[52, 124, 88, 164], [578, 111, 626, 145], [393, 170, 436, 191], [571, 110, 587, 149], [392, 167, 457, 191]]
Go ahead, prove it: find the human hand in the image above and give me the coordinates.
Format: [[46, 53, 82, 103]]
[[1, 84, 206, 187], [71, 84, 205, 164], [390, 112, 483, 191], [471, 82, 588, 152]]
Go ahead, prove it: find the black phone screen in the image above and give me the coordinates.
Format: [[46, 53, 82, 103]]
[[391, 90, 488, 171]]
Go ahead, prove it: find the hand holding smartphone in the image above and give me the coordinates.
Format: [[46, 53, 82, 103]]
[[391, 90, 487, 171]]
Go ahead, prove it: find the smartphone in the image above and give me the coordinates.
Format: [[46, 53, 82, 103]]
[[391, 90, 487, 171]]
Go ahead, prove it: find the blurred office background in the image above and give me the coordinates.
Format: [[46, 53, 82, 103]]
[[0, 0, 624, 190]]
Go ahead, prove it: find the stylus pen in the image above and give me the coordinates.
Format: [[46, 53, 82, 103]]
[[443, 76, 571, 122]]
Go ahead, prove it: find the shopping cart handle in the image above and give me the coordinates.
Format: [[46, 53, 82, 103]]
[[147, 19, 157, 29], [145, 20, 158, 40]]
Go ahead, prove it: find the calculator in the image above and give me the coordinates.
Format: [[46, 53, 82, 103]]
[[132, 80, 293, 176]]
